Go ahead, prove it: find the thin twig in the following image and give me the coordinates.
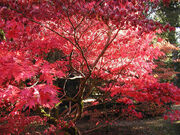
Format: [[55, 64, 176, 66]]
[[92, 28, 120, 69]]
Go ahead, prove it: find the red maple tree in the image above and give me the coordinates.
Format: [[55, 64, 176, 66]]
[[0, 0, 179, 134]]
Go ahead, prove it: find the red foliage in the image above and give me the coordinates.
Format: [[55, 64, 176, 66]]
[[0, 0, 179, 134], [0, 114, 44, 134]]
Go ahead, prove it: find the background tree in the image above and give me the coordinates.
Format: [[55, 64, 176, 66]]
[[151, 0, 180, 86]]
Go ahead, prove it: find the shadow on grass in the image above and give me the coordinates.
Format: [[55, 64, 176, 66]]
[[78, 118, 180, 135], [77, 105, 180, 135]]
